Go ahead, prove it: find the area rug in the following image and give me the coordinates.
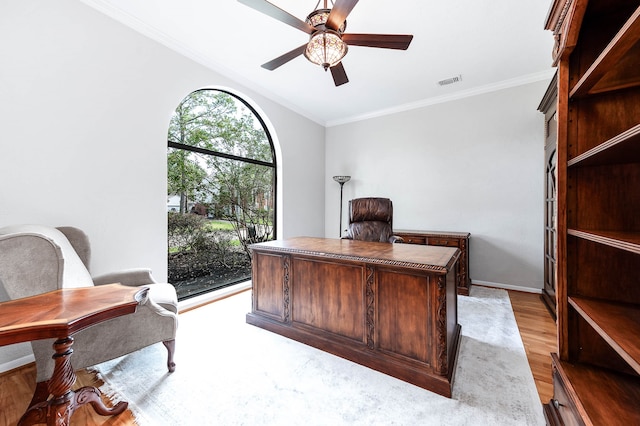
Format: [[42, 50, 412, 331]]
[[93, 286, 545, 425]]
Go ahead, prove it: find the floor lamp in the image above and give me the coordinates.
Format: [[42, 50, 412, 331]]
[[333, 175, 351, 238]]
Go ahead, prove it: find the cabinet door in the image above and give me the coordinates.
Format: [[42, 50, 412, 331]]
[[540, 74, 558, 319], [544, 146, 557, 317]]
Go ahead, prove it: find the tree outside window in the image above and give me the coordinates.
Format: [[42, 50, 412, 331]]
[[167, 90, 276, 300]]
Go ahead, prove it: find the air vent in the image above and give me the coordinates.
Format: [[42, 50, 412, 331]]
[[438, 75, 462, 86]]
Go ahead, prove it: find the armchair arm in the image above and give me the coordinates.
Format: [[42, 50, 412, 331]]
[[92, 268, 157, 286]]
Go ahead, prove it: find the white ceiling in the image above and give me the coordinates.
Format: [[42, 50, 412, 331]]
[[81, 0, 556, 126]]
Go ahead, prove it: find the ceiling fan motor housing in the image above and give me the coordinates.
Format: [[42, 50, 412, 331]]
[[305, 8, 346, 33]]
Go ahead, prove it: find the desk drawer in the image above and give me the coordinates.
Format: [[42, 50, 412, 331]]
[[551, 361, 582, 426], [401, 235, 426, 245], [550, 354, 584, 426], [427, 237, 459, 248]]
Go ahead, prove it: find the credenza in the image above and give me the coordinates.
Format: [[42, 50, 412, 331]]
[[394, 230, 471, 295], [246, 237, 461, 397]]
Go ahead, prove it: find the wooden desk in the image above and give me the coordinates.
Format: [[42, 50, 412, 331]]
[[247, 237, 461, 397], [0, 284, 148, 426], [395, 230, 471, 295]]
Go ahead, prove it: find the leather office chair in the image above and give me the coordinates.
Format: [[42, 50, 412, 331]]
[[0, 224, 178, 406], [344, 197, 404, 243]]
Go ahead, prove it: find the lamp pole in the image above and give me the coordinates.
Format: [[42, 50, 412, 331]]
[[333, 176, 351, 238]]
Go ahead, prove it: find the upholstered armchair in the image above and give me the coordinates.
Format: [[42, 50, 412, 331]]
[[344, 197, 404, 243], [0, 224, 178, 407]]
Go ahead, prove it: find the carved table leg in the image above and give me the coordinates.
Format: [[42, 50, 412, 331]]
[[17, 336, 128, 426]]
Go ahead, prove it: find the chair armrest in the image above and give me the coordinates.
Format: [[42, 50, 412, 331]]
[[92, 268, 157, 286]]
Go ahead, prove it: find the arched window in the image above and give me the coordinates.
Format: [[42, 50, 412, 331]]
[[167, 89, 277, 300]]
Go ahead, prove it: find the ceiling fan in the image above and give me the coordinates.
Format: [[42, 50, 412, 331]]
[[238, 0, 414, 86]]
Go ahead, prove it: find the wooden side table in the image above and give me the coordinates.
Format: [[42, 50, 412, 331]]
[[0, 284, 148, 426]]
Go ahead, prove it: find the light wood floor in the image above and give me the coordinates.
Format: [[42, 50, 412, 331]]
[[0, 288, 556, 425], [508, 290, 557, 403]]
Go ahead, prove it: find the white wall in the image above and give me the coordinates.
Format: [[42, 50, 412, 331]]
[[0, 0, 325, 370], [325, 81, 548, 291], [0, 0, 548, 372]]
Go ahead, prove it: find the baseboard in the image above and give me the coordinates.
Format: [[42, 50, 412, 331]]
[[178, 280, 252, 313], [472, 280, 542, 294], [0, 353, 34, 375]]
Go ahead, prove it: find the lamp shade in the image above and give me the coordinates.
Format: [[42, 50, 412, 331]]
[[304, 30, 348, 70]]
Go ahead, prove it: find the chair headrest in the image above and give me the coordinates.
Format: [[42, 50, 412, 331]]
[[0, 224, 93, 296], [349, 198, 393, 223]]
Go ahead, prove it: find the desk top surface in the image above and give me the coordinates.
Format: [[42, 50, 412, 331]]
[[0, 283, 147, 346], [251, 237, 460, 272]]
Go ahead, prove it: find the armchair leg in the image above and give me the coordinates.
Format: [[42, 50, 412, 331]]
[[163, 339, 176, 373], [29, 380, 51, 408]]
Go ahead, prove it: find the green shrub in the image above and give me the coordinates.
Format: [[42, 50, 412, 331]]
[[167, 212, 251, 283], [168, 212, 208, 253]]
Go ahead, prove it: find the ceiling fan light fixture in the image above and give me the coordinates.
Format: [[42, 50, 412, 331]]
[[304, 29, 348, 70], [239, 0, 413, 86]]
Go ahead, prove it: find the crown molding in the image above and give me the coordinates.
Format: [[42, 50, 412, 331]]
[[326, 69, 557, 127]]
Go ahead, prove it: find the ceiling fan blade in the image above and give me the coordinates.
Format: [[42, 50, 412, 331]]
[[326, 0, 359, 31], [261, 44, 307, 70], [330, 62, 349, 86], [238, 0, 315, 34], [343, 33, 414, 50]]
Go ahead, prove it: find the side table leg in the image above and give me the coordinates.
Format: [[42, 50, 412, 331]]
[[17, 336, 128, 426], [18, 336, 76, 426], [73, 386, 128, 416]]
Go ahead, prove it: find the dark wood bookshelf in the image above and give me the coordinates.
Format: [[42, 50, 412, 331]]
[[543, 1, 640, 424]]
